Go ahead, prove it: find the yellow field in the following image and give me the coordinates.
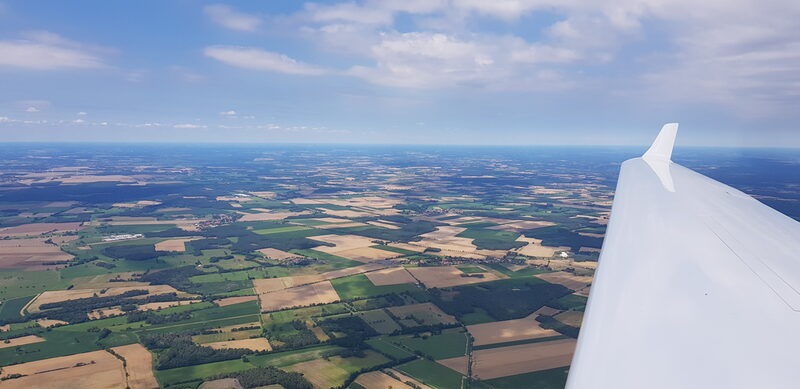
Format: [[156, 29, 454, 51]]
[[554, 311, 584, 327], [439, 339, 577, 380], [406, 266, 499, 288], [237, 211, 310, 221], [354, 371, 414, 389], [214, 295, 258, 306], [111, 344, 159, 389], [0, 335, 45, 349], [257, 247, 304, 260], [467, 318, 559, 346], [253, 263, 387, 295], [138, 300, 201, 311], [0, 350, 126, 389], [513, 236, 567, 258], [258, 281, 340, 312], [205, 338, 272, 352], [365, 267, 417, 286], [154, 238, 200, 252]]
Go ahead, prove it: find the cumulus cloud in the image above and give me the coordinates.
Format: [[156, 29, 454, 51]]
[[77, 111, 87, 116], [219, 110, 237, 116], [174, 123, 207, 129], [0, 31, 107, 70], [204, 46, 329, 75], [25, 106, 40, 113], [204, 4, 261, 32]]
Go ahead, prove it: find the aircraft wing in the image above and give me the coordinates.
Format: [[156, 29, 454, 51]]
[[566, 124, 800, 388]]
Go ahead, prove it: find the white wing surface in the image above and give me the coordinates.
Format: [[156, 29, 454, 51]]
[[566, 124, 800, 388]]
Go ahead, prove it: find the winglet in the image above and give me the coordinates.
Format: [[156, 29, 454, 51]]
[[642, 123, 679, 163]]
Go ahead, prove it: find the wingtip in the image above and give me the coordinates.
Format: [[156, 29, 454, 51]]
[[642, 123, 679, 163]]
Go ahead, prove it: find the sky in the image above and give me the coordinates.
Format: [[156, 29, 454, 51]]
[[0, 0, 798, 147]]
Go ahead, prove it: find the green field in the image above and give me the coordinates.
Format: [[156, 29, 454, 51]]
[[456, 265, 486, 274], [331, 274, 420, 300], [388, 331, 468, 360], [0, 295, 35, 321], [365, 337, 416, 360], [396, 359, 464, 389], [456, 229, 524, 250]]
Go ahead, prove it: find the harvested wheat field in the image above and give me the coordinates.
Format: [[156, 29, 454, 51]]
[[354, 371, 414, 389], [36, 319, 69, 328], [257, 248, 304, 260], [0, 222, 84, 237], [411, 227, 477, 253], [310, 234, 375, 252], [387, 243, 426, 253], [533, 306, 562, 317], [0, 350, 126, 389], [535, 271, 592, 291], [513, 236, 567, 258], [112, 200, 161, 208], [489, 220, 556, 232], [154, 238, 200, 252], [138, 300, 200, 311], [386, 370, 434, 389], [388, 303, 457, 325], [467, 318, 559, 346], [365, 267, 416, 286], [407, 266, 499, 288], [205, 338, 272, 352], [318, 208, 373, 218], [214, 295, 258, 306], [88, 307, 125, 320], [111, 344, 159, 389], [259, 281, 340, 312], [0, 238, 74, 270], [29, 285, 185, 312], [451, 338, 576, 380], [0, 335, 45, 349], [333, 247, 399, 262]]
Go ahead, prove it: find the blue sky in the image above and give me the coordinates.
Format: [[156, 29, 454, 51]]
[[0, 0, 798, 146]]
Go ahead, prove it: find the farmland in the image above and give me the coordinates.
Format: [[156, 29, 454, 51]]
[[0, 143, 633, 389]]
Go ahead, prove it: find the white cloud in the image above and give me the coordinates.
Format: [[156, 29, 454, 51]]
[[72, 119, 86, 124], [219, 110, 237, 116], [0, 116, 11, 123], [174, 123, 207, 129], [204, 46, 328, 75], [77, 111, 87, 116], [25, 106, 40, 113], [0, 31, 107, 70], [204, 4, 261, 32]]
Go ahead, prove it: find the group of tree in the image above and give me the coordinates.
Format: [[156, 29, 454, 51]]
[[209, 366, 312, 389], [140, 332, 251, 369]]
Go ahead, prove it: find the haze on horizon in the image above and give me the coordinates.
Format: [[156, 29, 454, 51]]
[[0, 0, 798, 147]]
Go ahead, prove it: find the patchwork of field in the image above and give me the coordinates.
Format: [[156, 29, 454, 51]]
[[514, 236, 567, 258], [258, 281, 341, 312], [253, 263, 387, 295], [0, 238, 74, 270], [407, 266, 500, 288], [310, 234, 399, 262], [0, 350, 126, 389], [285, 350, 390, 389], [237, 210, 310, 221], [440, 338, 577, 380], [467, 317, 559, 346], [154, 237, 200, 251]]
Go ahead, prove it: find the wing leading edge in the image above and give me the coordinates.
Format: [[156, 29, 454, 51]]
[[566, 124, 800, 388]]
